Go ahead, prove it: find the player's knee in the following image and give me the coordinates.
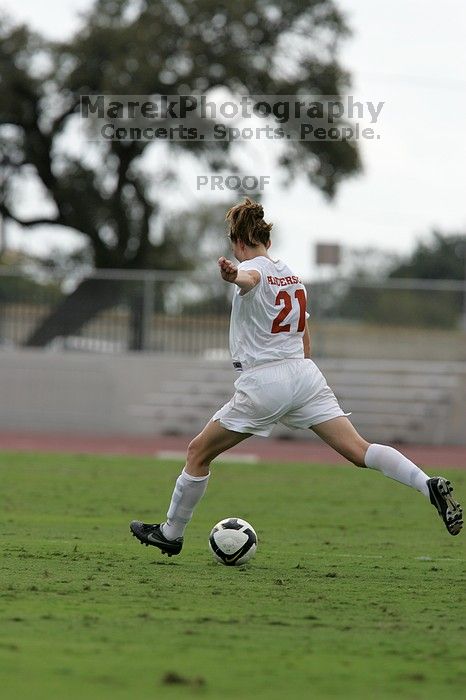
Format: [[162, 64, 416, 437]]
[[186, 437, 201, 467], [186, 436, 210, 470]]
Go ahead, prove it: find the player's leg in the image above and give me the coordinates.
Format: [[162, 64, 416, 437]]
[[184, 418, 252, 477], [311, 416, 463, 535], [130, 421, 251, 553], [310, 415, 370, 467], [161, 420, 251, 539], [311, 416, 429, 491]]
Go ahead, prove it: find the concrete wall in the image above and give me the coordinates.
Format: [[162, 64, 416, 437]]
[[0, 350, 172, 434], [312, 323, 466, 361], [1, 349, 466, 445]]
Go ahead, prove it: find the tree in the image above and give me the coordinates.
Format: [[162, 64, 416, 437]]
[[388, 231, 466, 281], [0, 251, 62, 303], [332, 231, 466, 328], [0, 0, 360, 345]]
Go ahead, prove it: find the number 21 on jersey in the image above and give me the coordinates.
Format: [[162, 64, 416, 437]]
[[271, 289, 307, 333]]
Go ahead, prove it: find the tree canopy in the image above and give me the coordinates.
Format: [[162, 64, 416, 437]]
[[0, 0, 360, 272], [332, 231, 466, 329], [389, 231, 466, 281]]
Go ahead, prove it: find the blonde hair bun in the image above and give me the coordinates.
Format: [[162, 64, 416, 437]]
[[225, 197, 272, 247]]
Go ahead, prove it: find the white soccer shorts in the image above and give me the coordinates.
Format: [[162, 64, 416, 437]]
[[211, 358, 350, 438]]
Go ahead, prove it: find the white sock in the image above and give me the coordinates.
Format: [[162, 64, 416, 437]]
[[364, 443, 429, 497], [161, 469, 210, 540]]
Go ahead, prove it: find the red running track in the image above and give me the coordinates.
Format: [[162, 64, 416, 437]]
[[0, 431, 465, 469]]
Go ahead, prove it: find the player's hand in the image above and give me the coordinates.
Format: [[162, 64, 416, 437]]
[[218, 256, 238, 283]]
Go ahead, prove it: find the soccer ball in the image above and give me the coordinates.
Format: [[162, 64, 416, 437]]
[[208, 517, 258, 566]]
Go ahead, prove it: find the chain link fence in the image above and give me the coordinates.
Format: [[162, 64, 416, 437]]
[[0, 268, 465, 355]]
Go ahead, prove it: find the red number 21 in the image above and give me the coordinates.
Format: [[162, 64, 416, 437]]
[[271, 289, 307, 333]]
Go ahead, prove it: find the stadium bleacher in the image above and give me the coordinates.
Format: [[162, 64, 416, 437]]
[[128, 358, 466, 445]]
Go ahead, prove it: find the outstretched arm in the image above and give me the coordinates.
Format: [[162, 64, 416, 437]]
[[218, 257, 260, 294]]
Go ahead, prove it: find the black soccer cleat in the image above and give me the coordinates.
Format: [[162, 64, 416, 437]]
[[427, 477, 463, 536], [129, 521, 183, 556]]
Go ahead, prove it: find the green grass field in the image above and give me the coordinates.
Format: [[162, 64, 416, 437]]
[[1, 452, 465, 700]]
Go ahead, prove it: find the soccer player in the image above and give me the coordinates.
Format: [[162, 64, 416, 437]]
[[130, 198, 463, 555]]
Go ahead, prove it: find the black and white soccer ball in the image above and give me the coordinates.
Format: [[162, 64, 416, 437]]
[[208, 517, 258, 566]]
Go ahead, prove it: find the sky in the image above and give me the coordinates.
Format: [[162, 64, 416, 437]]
[[1, 0, 465, 278]]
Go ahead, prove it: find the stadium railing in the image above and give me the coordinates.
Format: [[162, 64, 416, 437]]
[[0, 267, 465, 355]]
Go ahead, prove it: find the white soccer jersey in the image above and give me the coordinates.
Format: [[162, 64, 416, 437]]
[[229, 256, 309, 370]]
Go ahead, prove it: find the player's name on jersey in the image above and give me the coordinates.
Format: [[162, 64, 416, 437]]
[[266, 275, 300, 286]]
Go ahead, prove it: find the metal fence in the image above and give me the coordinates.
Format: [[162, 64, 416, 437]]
[[0, 268, 465, 354]]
